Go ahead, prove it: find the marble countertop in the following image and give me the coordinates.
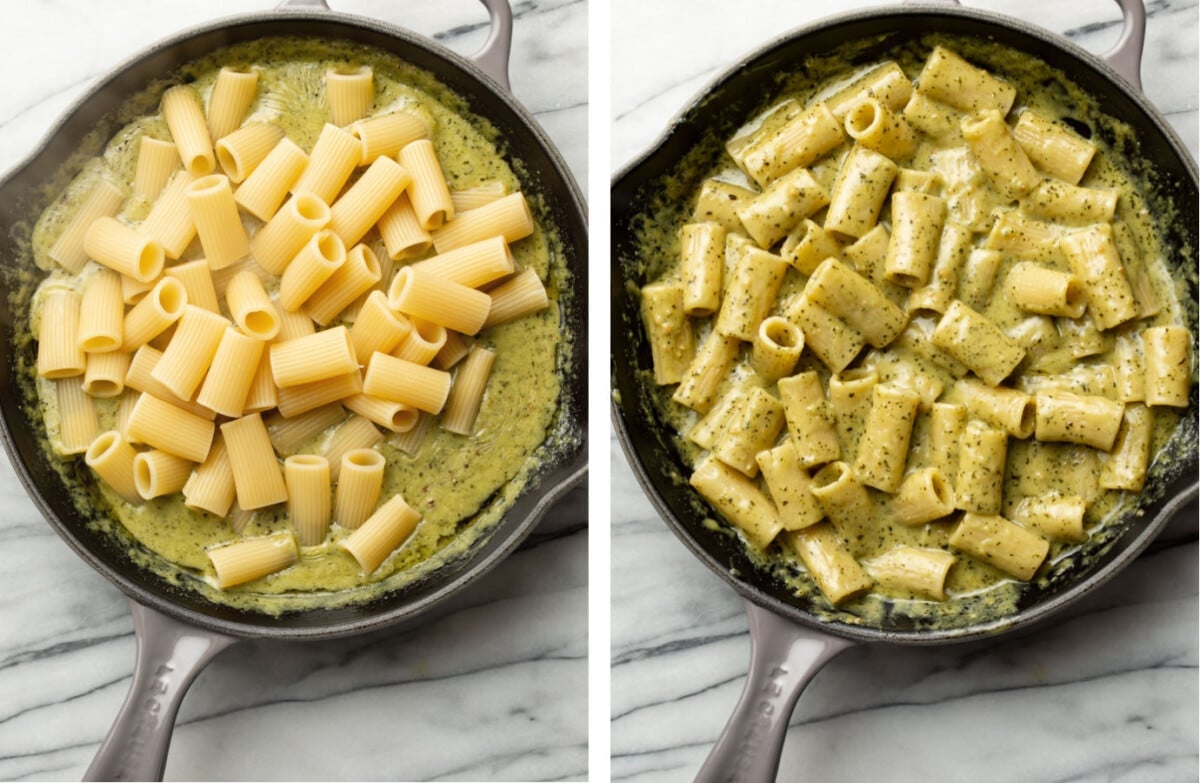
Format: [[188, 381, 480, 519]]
[[0, 1, 587, 781], [610, 2, 1198, 782]]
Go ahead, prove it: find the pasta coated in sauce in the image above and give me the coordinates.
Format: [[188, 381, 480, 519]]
[[639, 39, 1192, 621]]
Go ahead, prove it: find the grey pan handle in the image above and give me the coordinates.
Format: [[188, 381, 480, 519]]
[[84, 602, 236, 782], [694, 600, 854, 783], [903, 0, 1146, 89], [277, 0, 515, 93]]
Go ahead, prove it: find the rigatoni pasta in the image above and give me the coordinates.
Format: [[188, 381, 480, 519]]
[[24, 37, 566, 611], [215, 122, 284, 184], [206, 66, 259, 142], [632, 36, 1191, 620]]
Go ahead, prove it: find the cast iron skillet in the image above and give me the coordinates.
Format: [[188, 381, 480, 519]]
[[0, 0, 586, 779], [611, 1, 1197, 780]]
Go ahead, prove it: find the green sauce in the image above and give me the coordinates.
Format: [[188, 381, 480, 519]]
[[17, 37, 570, 615]]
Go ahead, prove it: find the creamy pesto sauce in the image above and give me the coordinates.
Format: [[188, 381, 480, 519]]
[[18, 37, 567, 615], [634, 34, 1193, 630]]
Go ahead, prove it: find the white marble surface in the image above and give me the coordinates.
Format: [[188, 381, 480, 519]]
[[611, 2, 1198, 782], [0, 1, 587, 781]]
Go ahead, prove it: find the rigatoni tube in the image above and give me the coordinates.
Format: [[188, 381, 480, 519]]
[[224, 269, 281, 341], [805, 257, 907, 349], [127, 393, 215, 464], [221, 413, 287, 509], [285, 455, 332, 546], [196, 327, 265, 418], [679, 222, 725, 316], [206, 66, 259, 141], [960, 110, 1041, 200], [711, 387, 785, 478], [891, 468, 956, 526], [1033, 390, 1124, 451], [786, 523, 872, 605], [234, 137, 309, 221], [305, 243, 383, 326], [949, 512, 1049, 581], [326, 65, 374, 126], [640, 282, 695, 386], [862, 546, 956, 601], [327, 155, 411, 248], [208, 532, 297, 588], [852, 384, 921, 493], [85, 431, 143, 505], [182, 435, 236, 517], [844, 97, 917, 160], [441, 346, 496, 436], [56, 379, 101, 454], [186, 174, 249, 269], [388, 266, 492, 335], [292, 123, 362, 204], [162, 85, 214, 177], [750, 316, 803, 383], [1009, 495, 1087, 543], [150, 305, 230, 401], [410, 235, 514, 289], [1059, 223, 1139, 331], [251, 191, 331, 275], [809, 461, 874, 556], [930, 300, 1025, 386], [335, 449, 386, 529], [279, 230, 346, 312], [215, 122, 284, 183], [352, 290, 413, 360], [37, 289, 87, 379], [122, 277, 188, 352], [756, 441, 824, 532], [84, 216, 164, 283], [49, 179, 125, 274], [777, 372, 840, 468], [341, 494, 421, 573], [689, 455, 781, 551], [134, 450, 194, 500], [1004, 262, 1086, 318], [270, 325, 358, 388], [430, 192, 533, 253], [714, 241, 788, 341], [1143, 325, 1191, 407], [954, 420, 1007, 514], [362, 353, 452, 414]]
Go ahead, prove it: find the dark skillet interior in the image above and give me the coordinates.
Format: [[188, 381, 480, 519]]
[[0, 13, 587, 639], [612, 7, 1197, 644]]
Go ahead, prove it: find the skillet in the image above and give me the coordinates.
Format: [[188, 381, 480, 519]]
[[0, 0, 587, 779], [611, 0, 1197, 779]]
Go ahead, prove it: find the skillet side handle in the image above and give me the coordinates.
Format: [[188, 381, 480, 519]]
[[1102, 0, 1146, 91], [275, 0, 331, 9], [470, 0, 514, 94], [695, 600, 854, 783], [84, 601, 237, 782]]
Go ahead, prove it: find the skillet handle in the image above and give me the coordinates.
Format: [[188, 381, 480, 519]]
[[1101, 0, 1146, 91], [900, 0, 1145, 92], [695, 599, 854, 783], [84, 601, 237, 782], [274, 0, 513, 95], [469, 0, 514, 94]]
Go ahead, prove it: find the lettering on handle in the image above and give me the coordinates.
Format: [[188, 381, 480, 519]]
[[727, 664, 790, 783], [114, 663, 176, 779]]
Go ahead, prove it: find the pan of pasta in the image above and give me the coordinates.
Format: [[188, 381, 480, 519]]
[[0, 0, 585, 779], [611, 0, 1195, 779]]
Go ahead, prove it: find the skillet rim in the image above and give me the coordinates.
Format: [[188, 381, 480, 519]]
[[610, 4, 1198, 645], [0, 9, 588, 640]]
